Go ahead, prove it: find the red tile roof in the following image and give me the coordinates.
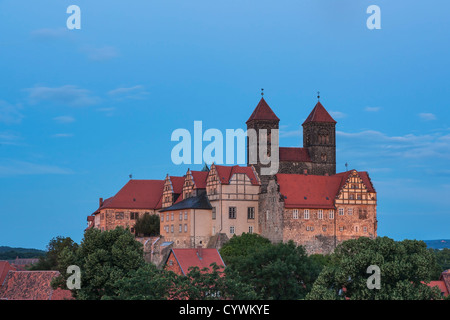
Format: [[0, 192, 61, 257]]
[[168, 248, 225, 276], [302, 101, 336, 125], [276, 170, 375, 209], [279, 147, 311, 162], [191, 171, 208, 189], [94, 179, 165, 213], [334, 170, 376, 193], [0, 271, 73, 300], [440, 270, 450, 295], [246, 98, 280, 123], [0, 262, 16, 285], [214, 165, 260, 186], [276, 173, 341, 209], [170, 176, 185, 194], [425, 280, 449, 297]]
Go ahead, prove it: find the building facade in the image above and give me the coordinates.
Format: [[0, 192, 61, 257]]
[[87, 96, 377, 255]]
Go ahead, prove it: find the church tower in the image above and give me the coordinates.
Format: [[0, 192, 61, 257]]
[[302, 100, 337, 175], [246, 96, 280, 190]]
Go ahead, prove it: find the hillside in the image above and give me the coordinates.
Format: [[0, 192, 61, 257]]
[[423, 239, 450, 250], [0, 246, 46, 260]]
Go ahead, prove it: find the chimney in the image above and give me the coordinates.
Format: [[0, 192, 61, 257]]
[[99, 197, 103, 207], [197, 245, 203, 259]]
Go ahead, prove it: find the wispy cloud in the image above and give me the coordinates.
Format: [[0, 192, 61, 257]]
[[26, 85, 100, 107], [80, 45, 119, 61], [31, 28, 69, 39], [418, 113, 436, 121], [0, 132, 22, 146], [107, 85, 149, 100], [0, 100, 23, 124], [53, 116, 75, 124], [0, 160, 73, 176], [365, 106, 381, 112], [329, 111, 346, 119]]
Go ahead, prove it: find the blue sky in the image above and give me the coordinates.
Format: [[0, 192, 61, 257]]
[[0, 0, 449, 250]]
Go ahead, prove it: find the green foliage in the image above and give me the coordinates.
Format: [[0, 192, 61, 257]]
[[0, 246, 45, 260], [434, 248, 450, 271], [104, 263, 177, 300], [306, 237, 442, 300], [29, 236, 78, 271], [219, 232, 271, 265], [53, 227, 145, 300], [225, 240, 321, 300], [134, 213, 160, 237], [174, 263, 260, 300]]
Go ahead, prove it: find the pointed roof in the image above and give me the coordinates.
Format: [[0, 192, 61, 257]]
[[246, 98, 280, 123], [302, 101, 336, 125]]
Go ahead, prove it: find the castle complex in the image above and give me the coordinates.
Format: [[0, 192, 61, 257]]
[[87, 96, 377, 255]]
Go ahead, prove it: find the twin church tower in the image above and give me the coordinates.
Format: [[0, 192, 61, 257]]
[[246, 95, 337, 190]]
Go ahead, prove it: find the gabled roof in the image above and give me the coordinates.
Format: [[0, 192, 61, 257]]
[[276, 173, 341, 209], [276, 170, 376, 209], [246, 98, 280, 123], [425, 280, 449, 297], [159, 192, 212, 212], [214, 165, 260, 186], [0, 261, 16, 285], [191, 171, 209, 189], [167, 248, 226, 276], [94, 179, 165, 213], [334, 170, 376, 193], [169, 176, 185, 194], [302, 101, 336, 125], [279, 147, 312, 162], [0, 271, 73, 300]]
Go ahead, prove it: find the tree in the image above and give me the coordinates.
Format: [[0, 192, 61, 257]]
[[174, 264, 260, 300], [134, 213, 160, 237], [53, 227, 145, 300], [104, 263, 177, 300], [226, 240, 320, 300], [30, 236, 78, 270], [306, 237, 442, 300], [219, 233, 271, 265]]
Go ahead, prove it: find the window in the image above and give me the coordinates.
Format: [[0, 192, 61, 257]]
[[357, 194, 362, 200], [339, 226, 344, 232], [160, 214, 164, 222], [115, 212, 124, 220], [348, 208, 353, 215], [229, 207, 236, 219], [306, 226, 314, 231], [247, 207, 255, 219], [354, 226, 359, 232], [130, 212, 139, 220], [230, 226, 235, 234], [339, 208, 344, 216], [179, 224, 182, 232], [184, 211, 188, 220], [212, 207, 216, 220], [318, 209, 323, 219], [349, 194, 355, 200], [304, 209, 310, 220], [171, 225, 174, 233], [322, 226, 327, 232], [171, 212, 174, 221], [179, 212, 183, 221], [293, 209, 299, 219], [363, 226, 368, 233], [184, 224, 188, 232], [329, 210, 335, 219], [249, 226, 254, 234], [166, 213, 169, 222]]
